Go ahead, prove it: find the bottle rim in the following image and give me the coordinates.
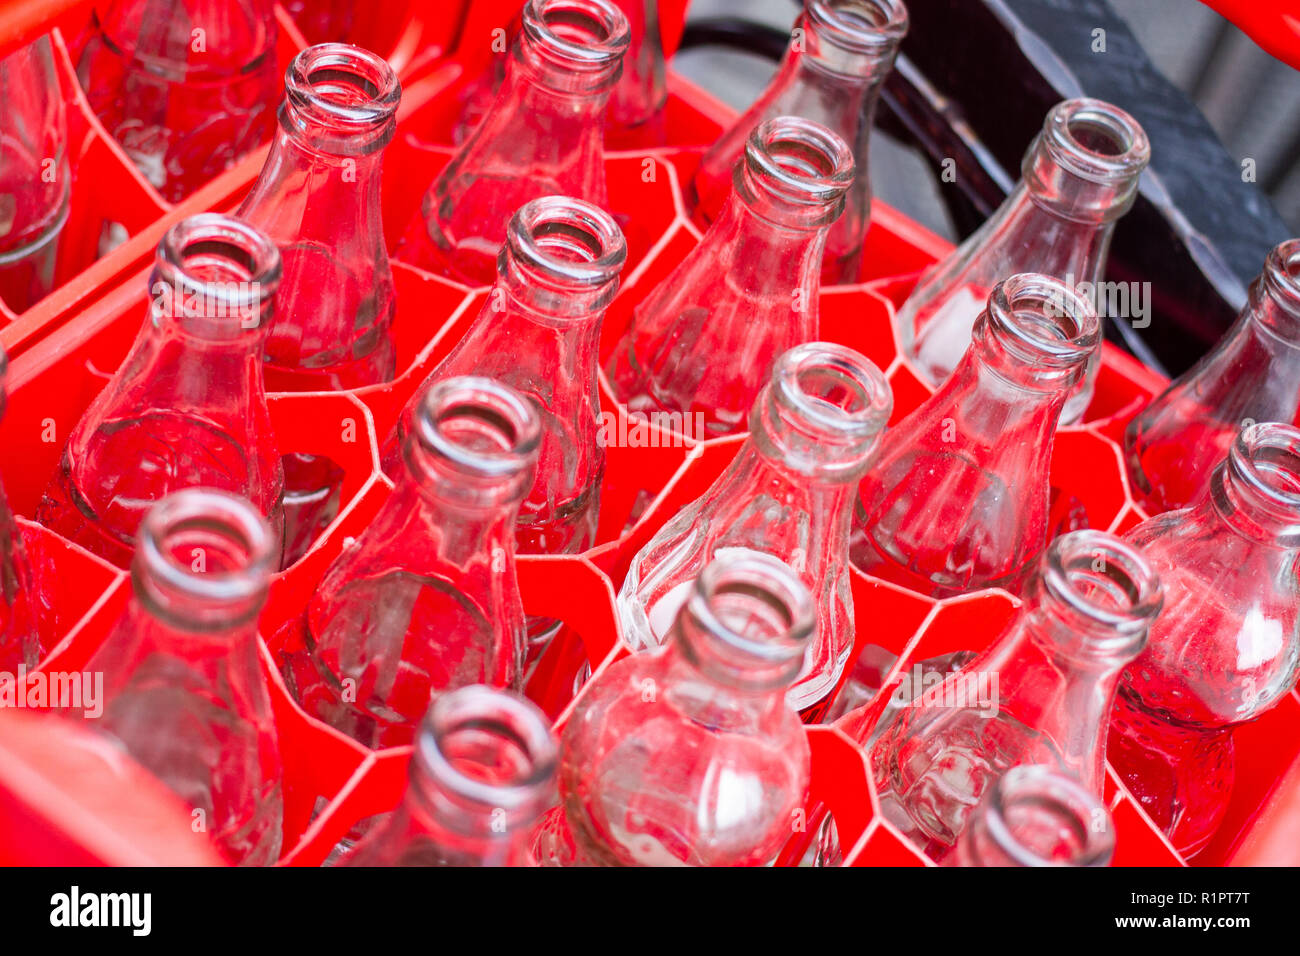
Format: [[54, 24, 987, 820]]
[[152, 214, 282, 332], [983, 273, 1100, 370], [771, 341, 893, 440], [1226, 421, 1300, 516], [1040, 98, 1150, 185], [283, 42, 401, 133], [806, 0, 910, 55], [1261, 238, 1300, 319], [413, 376, 543, 482], [521, 0, 632, 72], [980, 765, 1115, 867], [504, 195, 627, 291], [744, 115, 856, 210]]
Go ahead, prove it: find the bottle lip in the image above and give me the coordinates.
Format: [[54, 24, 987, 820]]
[[133, 488, 276, 633], [1224, 421, 1300, 518], [983, 273, 1100, 371], [520, 0, 631, 73], [282, 42, 401, 142], [806, 0, 909, 55], [742, 115, 856, 213], [981, 765, 1114, 867], [1260, 238, 1300, 319], [412, 685, 558, 829], [412, 376, 542, 483], [1037, 529, 1162, 656], [503, 195, 627, 293], [771, 342, 893, 439], [1039, 98, 1151, 185]]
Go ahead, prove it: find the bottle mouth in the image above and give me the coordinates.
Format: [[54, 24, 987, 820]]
[[1040, 98, 1150, 184], [678, 551, 814, 691], [755, 342, 893, 477], [151, 214, 282, 338], [413, 685, 558, 836], [1217, 421, 1300, 532], [1260, 239, 1300, 320], [742, 116, 856, 216], [981, 766, 1115, 867], [982, 273, 1100, 372], [806, 0, 909, 55], [1037, 529, 1162, 660], [282, 43, 401, 153], [520, 0, 631, 79], [133, 488, 277, 633], [501, 195, 627, 314]]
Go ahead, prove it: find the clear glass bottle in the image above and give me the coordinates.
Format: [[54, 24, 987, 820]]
[[395, 0, 630, 285], [868, 529, 1161, 859], [688, 0, 907, 285], [36, 214, 285, 569], [895, 98, 1149, 424], [236, 42, 401, 391], [607, 115, 854, 436], [604, 0, 666, 146], [77, 0, 280, 202], [342, 685, 558, 866], [0, 34, 69, 313], [552, 551, 813, 866], [945, 765, 1115, 867], [617, 341, 892, 713], [1109, 421, 1300, 856], [852, 273, 1099, 597], [1124, 239, 1300, 514], [279, 376, 541, 749], [81, 488, 284, 865], [0, 346, 37, 673]]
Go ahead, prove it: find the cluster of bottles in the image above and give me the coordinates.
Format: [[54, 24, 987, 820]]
[[0, 0, 1296, 867]]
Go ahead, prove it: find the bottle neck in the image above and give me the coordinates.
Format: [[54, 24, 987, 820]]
[[1207, 422, 1300, 548], [511, 0, 629, 97], [786, 0, 905, 90], [1242, 239, 1300, 347]]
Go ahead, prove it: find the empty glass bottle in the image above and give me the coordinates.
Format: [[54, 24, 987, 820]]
[[549, 551, 813, 866], [77, 0, 279, 202], [395, 0, 630, 285], [852, 273, 1100, 596], [604, 0, 666, 146], [1109, 421, 1300, 857], [607, 115, 854, 436], [1125, 239, 1300, 515], [869, 529, 1160, 859], [0, 34, 69, 313], [894, 98, 1149, 424], [688, 0, 907, 285], [342, 685, 558, 866], [0, 347, 37, 673], [279, 376, 540, 749], [617, 342, 892, 713], [236, 42, 401, 391], [80, 488, 284, 865], [36, 214, 285, 569], [945, 765, 1115, 867]]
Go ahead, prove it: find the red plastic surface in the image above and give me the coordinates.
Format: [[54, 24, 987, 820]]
[[0, 0, 1296, 867]]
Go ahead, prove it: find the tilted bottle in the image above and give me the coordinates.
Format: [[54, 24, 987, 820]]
[[688, 0, 907, 285], [77, 0, 279, 201], [395, 0, 630, 285], [1124, 239, 1300, 514], [1109, 421, 1300, 857], [607, 115, 854, 436], [0, 347, 37, 673], [279, 376, 540, 749], [342, 685, 558, 866], [36, 214, 285, 569], [236, 42, 401, 391], [0, 34, 69, 313], [852, 273, 1100, 596], [79, 488, 284, 865], [868, 529, 1161, 859], [617, 341, 892, 713], [547, 551, 813, 866], [945, 765, 1114, 867], [894, 98, 1149, 424]]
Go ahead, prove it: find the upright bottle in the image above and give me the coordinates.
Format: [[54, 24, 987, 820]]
[[895, 98, 1149, 424], [77, 0, 279, 202], [343, 686, 558, 866], [868, 529, 1160, 859], [280, 376, 540, 749], [1109, 421, 1300, 856], [945, 765, 1115, 867], [604, 0, 666, 146], [0, 347, 37, 673], [0, 35, 70, 313], [608, 115, 854, 436], [80, 488, 284, 865], [548, 551, 813, 866], [618, 342, 892, 713], [395, 0, 630, 285], [688, 0, 907, 285], [853, 273, 1100, 596], [236, 42, 401, 391], [384, 196, 627, 559], [1125, 239, 1300, 514], [36, 214, 285, 569]]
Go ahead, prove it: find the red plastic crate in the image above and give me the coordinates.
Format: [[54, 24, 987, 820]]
[[1, 0, 1297, 867]]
